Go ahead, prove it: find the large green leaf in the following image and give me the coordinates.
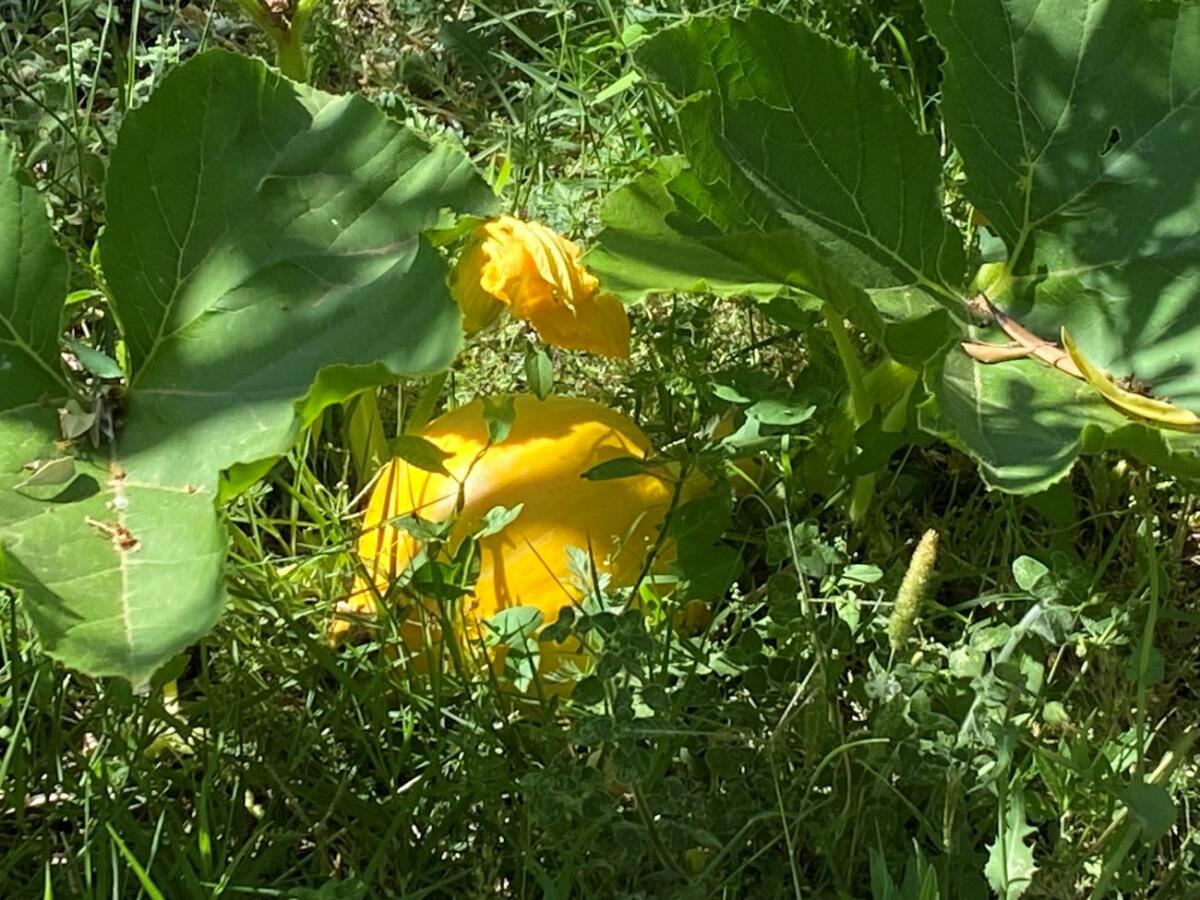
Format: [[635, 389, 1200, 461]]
[[2, 471, 228, 680], [103, 52, 494, 485], [0, 52, 495, 682], [926, 0, 1200, 489], [590, 162, 892, 350], [644, 13, 964, 292], [0, 134, 68, 461], [593, 6, 1200, 491], [589, 10, 966, 348], [925, 352, 1200, 492], [587, 160, 789, 302], [0, 131, 71, 555]]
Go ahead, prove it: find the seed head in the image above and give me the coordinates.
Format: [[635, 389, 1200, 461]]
[[888, 529, 939, 652]]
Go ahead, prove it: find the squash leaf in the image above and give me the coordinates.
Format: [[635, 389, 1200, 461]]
[[588, 12, 966, 364], [0, 133, 69, 482], [924, 0, 1200, 489], [592, 5, 1200, 491], [670, 496, 741, 600], [0, 52, 496, 683]]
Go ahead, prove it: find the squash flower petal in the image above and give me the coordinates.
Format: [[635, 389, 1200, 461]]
[[449, 231, 506, 333], [448, 215, 630, 358], [513, 289, 631, 359]]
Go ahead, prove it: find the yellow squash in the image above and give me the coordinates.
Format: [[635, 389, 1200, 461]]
[[346, 395, 705, 682]]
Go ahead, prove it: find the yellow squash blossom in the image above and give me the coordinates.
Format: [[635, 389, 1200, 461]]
[[449, 215, 630, 358]]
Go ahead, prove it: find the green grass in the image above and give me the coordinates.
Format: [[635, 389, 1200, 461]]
[[2, 1, 1199, 897]]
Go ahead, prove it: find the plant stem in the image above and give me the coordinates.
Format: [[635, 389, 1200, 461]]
[[344, 391, 389, 486], [229, 0, 323, 82], [274, 31, 307, 82], [231, 0, 277, 35], [822, 303, 869, 423], [281, 0, 324, 81], [848, 475, 876, 523], [406, 371, 450, 434], [822, 303, 874, 522]]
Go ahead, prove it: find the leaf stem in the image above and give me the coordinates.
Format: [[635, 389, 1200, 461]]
[[229, 0, 323, 82], [822, 303, 875, 521], [231, 0, 277, 36], [406, 371, 450, 434], [343, 391, 388, 486], [822, 304, 869, 424], [274, 32, 307, 82]]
